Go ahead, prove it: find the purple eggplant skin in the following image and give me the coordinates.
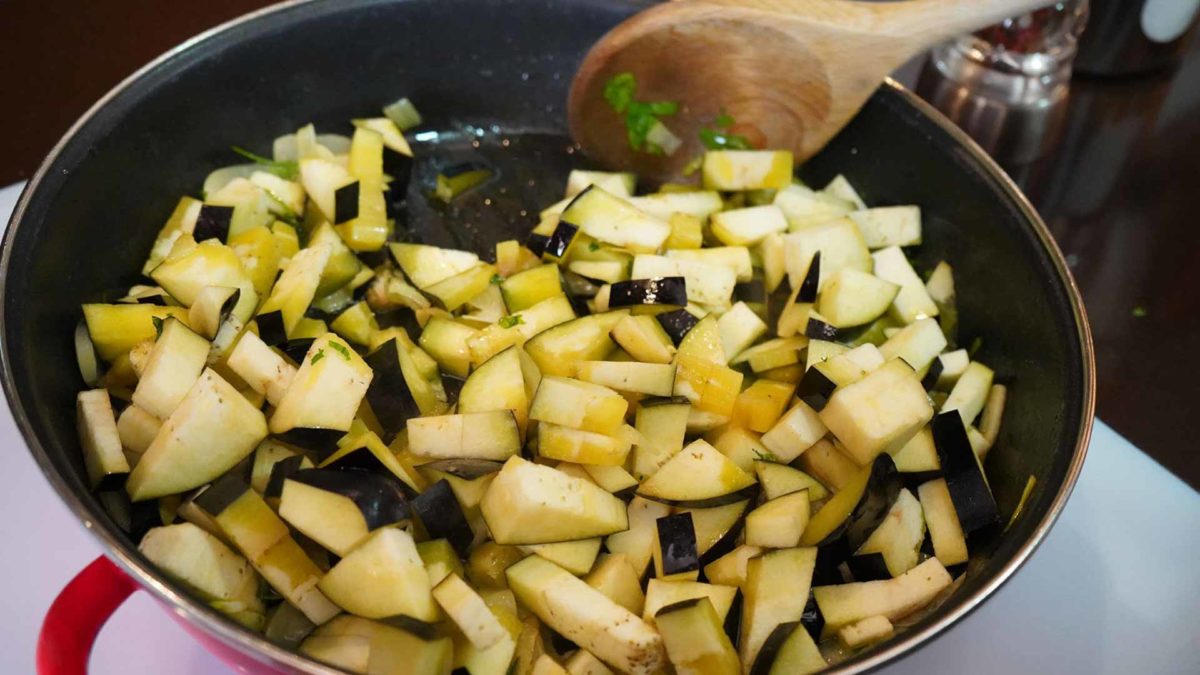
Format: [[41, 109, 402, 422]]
[[655, 511, 700, 576], [750, 621, 804, 675], [805, 316, 838, 341], [655, 308, 699, 345], [288, 468, 410, 530], [921, 356, 944, 391], [281, 338, 316, 364], [334, 181, 360, 224], [610, 276, 687, 309], [525, 233, 550, 257], [410, 479, 474, 556], [846, 552, 892, 582], [809, 454, 902, 579], [419, 459, 503, 480], [801, 592, 825, 641], [256, 310, 288, 347], [734, 279, 767, 304], [542, 220, 579, 260], [796, 366, 837, 412], [696, 501, 751, 568], [264, 455, 307, 499], [932, 411, 999, 533], [797, 251, 822, 304], [193, 204, 234, 242], [638, 484, 759, 510], [274, 427, 345, 461], [363, 338, 422, 442]]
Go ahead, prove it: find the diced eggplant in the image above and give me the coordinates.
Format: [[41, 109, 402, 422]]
[[300, 614, 453, 675], [652, 512, 700, 579], [667, 248, 754, 285], [838, 614, 894, 648], [518, 309, 620, 377], [872, 246, 939, 324], [138, 523, 265, 629], [193, 204, 235, 243], [804, 311, 839, 341], [518, 538, 601, 578], [116, 404, 162, 466], [126, 369, 267, 501], [980, 383, 1007, 447], [759, 233, 787, 293], [507, 556, 666, 675], [754, 461, 829, 502], [575, 361, 675, 397], [710, 205, 788, 247], [818, 359, 932, 465], [249, 439, 302, 493], [538, 423, 633, 466], [773, 183, 854, 230], [632, 255, 736, 308], [257, 244, 332, 338], [458, 346, 538, 438], [816, 269, 899, 329], [854, 488, 925, 577], [917, 478, 968, 567], [701, 544, 762, 588], [702, 150, 793, 191], [716, 302, 767, 362], [822, 175, 866, 210], [264, 601, 317, 648], [432, 572, 510, 649], [321, 430, 423, 492], [279, 469, 409, 555], [263, 454, 309, 501], [677, 498, 751, 566], [481, 457, 629, 545], [813, 557, 952, 630], [416, 539, 464, 587], [608, 276, 687, 311], [760, 400, 827, 463], [389, 242, 480, 290], [270, 333, 373, 435], [880, 317, 947, 375], [931, 411, 998, 533], [654, 597, 740, 675], [942, 361, 995, 426], [740, 547, 818, 668], [130, 318, 209, 420], [630, 397, 689, 479], [637, 440, 757, 508], [606, 497, 672, 577], [580, 564, 646, 638], [81, 303, 190, 362], [565, 170, 636, 199], [800, 454, 900, 557], [745, 490, 810, 549], [848, 206, 921, 249], [626, 190, 723, 222], [77, 389, 130, 490], [407, 410, 521, 462], [749, 621, 826, 675], [655, 309, 699, 346], [795, 364, 837, 412], [801, 591, 825, 640], [731, 337, 807, 373], [891, 425, 940, 477], [673, 355, 743, 418], [411, 479, 475, 556], [316, 527, 437, 621], [783, 218, 871, 294], [273, 427, 344, 461], [733, 380, 794, 433], [195, 475, 338, 624], [530, 376, 628, 435], [226, 330, 295, 406], [560, 186, 671, 253]]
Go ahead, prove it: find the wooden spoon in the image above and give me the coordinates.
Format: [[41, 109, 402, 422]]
[[569, 0, 1053, 181]]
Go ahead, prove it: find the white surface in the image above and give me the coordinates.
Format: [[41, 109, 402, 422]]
[[0, 181, 1197, 674]]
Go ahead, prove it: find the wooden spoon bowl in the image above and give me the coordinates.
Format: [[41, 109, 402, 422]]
[[569, 0, 1053, 181]]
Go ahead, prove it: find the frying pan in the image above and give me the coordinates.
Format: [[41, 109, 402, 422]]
[[0, 0, 1093, 673]]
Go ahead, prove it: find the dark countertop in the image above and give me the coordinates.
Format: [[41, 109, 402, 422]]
[[2, 0, 1198, 489]]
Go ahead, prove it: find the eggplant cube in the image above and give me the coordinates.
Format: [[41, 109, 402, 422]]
[[506, 556, 666, 675], [318, 528, 437, 621], [819, 359, 933, 466], [760, 400, 828, 463], [710, 204, 789, 246], [872, 246, 939, 324], [560, 185, 671, 253], [879, 317, 947, 375], [131, 318, 210, 420], [740, 547, 818, 668], [269, 333, 373, 435], [783, 218, 871, 291], [481, 456, 629, 545], [816, 269, 899, 329], [637, 439, 756, 507], [654, 597, 740, 675], [529, 376, 629, 435], [812, 558, 952, 630], [127, 369, 267, 501], [701, 150, 793, 191], [226, 330, 296, 406], [77, 389, 130, 489], [672, 355, 743, 418], [538, 422, 633, 466], [745, 490, 811, 549], [407, 410, 522, 462], [139, 523, 264, 628], [643, 580, 737, 625]]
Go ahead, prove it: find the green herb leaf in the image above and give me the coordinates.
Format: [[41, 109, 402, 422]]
[[699, 111, 753, 151], [752, 448, 778, 462], [499, 315, 524, 329], [151, 316, 164, 339], [231, 146, 299, 180], [588, 241, 601, 252], [1132, 306, 1148, 318], [603, 73, 680, 155], [260, 188, 301, 227], [715, 111, 735, 128], [490, 273, 504, 285], [968, 336, 984, 357], [328, 342, 351, 360], [311, 349, 326, 365]]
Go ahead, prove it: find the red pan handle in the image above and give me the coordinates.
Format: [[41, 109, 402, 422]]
[[38, 556, 139, 675]]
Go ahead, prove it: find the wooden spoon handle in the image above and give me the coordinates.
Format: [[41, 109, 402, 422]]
[[701, 0, 1055, 45]]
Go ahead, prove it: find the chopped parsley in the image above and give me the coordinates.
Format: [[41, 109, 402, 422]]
[[699, 110, 752, 151], [752, 448, 778, 462], [261, 188, 301, 227], [151, 316, 164, 339], [328, 342, 351, 360], [490, 273, 504, 285], [499, 315, 524, 329], [311, 349, 326, 365], [1132, 306, 1148, 318], [231, 146, 298, 180], [603, 73, 680, 155], [968, 336, 984, 357], [588, 241, 601, 252]]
